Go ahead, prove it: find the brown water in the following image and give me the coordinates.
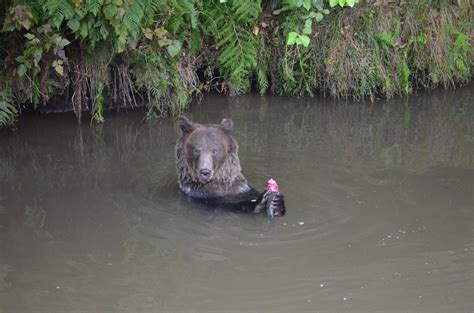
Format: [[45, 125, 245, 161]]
[[0, 86, 473, 313]]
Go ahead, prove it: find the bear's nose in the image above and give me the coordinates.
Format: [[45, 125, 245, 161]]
[[199, 169, 211, 178]]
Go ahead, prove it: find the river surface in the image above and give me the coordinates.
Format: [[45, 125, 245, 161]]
[[0, 86, 473, 313]]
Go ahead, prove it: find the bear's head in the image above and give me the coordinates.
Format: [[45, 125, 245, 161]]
[[177, 116, 238, 185]]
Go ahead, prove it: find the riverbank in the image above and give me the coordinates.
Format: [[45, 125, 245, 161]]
[[0, 1, 472, 126]]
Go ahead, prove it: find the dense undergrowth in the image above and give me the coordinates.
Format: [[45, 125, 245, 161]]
[[0, 0, 472, 126]]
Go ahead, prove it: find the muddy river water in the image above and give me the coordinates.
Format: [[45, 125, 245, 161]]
[[0, 86, 473, 313]]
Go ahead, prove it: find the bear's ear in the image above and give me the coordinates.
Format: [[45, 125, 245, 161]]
[[178, 116, 195, 133], [220, 118, 233, 132]]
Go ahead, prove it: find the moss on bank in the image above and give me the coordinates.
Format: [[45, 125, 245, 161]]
[[0, 0, 472, 126]]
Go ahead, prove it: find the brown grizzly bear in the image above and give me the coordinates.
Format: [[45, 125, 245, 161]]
[[175, 116, 251, 199], [175, 116, 285, 217]]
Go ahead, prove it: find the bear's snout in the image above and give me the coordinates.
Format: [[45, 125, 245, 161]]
[[199, 168, 212, 183], [197, 153, 214, 183]]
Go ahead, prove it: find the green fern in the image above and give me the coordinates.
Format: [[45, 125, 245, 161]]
[[256, 38, 269, 95], [217, 28, 257, 92], [147, 0, 161, 12], [123, 1, 145, 40], [178, 0, 199, 29], [166, 14, 185, 35], [189, 29, 202, 55], [143, 0, 164, 24], [204, 0, 261, 93], [159, 0, 199, 35], [449, 29, 471, 81], [257, 65, 269, 95], [232, 0, 260, 21], [0, 85, 17, 127], [87, 0, 103, 16], [45, 0, 75, 28]]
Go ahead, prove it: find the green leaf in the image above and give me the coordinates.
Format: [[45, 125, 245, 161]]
[[315, 12, 323, 22], [398, 60, 410, 95], [24, 33, 35, 40], [374, 32, 394, 47], [158, 38, 172, 47], [103, 4, 118, 19], [299, 34, 310, 47], [54, 62, 64, 76], [167, 40, 182, 57], [56, 38, 71, 48], [416, 34, 427, 45], [303, 19, 312, 34], [100, 24, 109, 39], [287, 32, 298, 45], [329, 0, 338, 7], [314, 2, 323, 11], [303, 0, 311, 10], [88, 0, 103, 16], [17, 64, 27, 77], [2, 23, 15, 32], [67, 18, 80, 32], [79, 22, 88, 38], [339, 0, 345, 7], [189, 29, 202, 55], [272, 9, 281, 15], [0, 86, 18, 127], [323, 9, 330, 14], [346, 0, 355, 7], [190, 6, 198, 29]]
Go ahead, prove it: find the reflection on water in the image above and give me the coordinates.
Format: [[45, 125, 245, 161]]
[[0, 86, 473, 313]]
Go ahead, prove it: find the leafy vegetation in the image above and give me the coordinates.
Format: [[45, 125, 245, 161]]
[[0, 82, 17, 127], [0, 0, 471, 126]]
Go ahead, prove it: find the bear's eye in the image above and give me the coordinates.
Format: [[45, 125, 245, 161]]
[[212, 149, 218, 155], [194, 148, 201, 154]]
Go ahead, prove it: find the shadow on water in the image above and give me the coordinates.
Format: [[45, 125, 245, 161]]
[[0, 85, 473, 313]]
